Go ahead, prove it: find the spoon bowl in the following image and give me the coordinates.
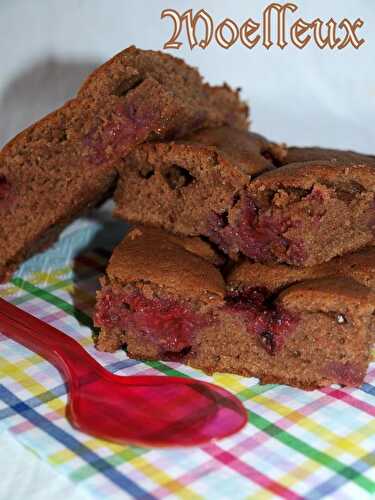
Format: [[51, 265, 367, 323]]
[[0, 298, 247, 447], [68, 371, 247, 447]]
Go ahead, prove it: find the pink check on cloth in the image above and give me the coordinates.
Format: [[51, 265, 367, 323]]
[[0, 213, 374, 499]]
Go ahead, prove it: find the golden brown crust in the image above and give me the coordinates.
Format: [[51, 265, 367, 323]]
[[179, 127, 287, 177], [278, 277, 375, 314], [78, 46, 249, 132], [171, 234, 222, 266], [228, 261, 316, 292], [331, 247, 375, 289], [251, 160, 375, 191], [229, 247, 375, 293], [107, 226, 225, 302], [283, 146, 375, 166]]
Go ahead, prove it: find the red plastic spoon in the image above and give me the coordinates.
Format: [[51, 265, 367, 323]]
[[0, 298, 247, 447]]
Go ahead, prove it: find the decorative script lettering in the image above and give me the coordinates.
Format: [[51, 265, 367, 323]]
[[161, 4, 365, 51]]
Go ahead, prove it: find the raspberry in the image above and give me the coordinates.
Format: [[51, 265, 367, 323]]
[[95, 287, 209, 353], [206, 195, 305, 264], [83, 100, 159, 165]]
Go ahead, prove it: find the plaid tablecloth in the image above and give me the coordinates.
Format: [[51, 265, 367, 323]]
[[0, 211, 374, 499]]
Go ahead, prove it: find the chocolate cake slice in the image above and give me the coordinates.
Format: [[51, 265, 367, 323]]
[[114, 127, 286, 236], [94, 227, 375, 389], [115, 138, 375, 266], [0, 46, 248, 281], [245, 156, 375, 266]]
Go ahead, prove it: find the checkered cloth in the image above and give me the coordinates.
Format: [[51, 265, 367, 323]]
[[0, 214, 374, 499]]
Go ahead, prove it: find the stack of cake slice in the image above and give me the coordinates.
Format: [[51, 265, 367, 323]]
[[94, 126, 375, 389], [95, 227, 375, 389], [0, 46, 248, 281], [1, 46, 374, 389]]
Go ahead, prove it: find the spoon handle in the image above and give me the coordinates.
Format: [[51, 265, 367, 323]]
[[0, 298, 105, 381]]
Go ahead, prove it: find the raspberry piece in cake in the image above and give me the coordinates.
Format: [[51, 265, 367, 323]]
[[96, 284, 211, 354], [94, 227, 375, 389], [0, 46, 248, 281]]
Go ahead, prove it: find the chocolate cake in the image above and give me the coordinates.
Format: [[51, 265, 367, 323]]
[[114, 138, 375, 266], [114, 126, 286, 237], [0, 46, 248, 281], [94, 227, 375, 389]]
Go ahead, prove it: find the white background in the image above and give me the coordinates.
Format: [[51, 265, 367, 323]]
[[0, 0, 374, 152], [0, 1, 374, 499]]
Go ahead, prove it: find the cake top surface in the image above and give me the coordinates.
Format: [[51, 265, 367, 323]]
[[250, 144, 375, 191], [128, 127, 286, 179], [107, 226, 225, 302], [180, 127, 287, 176], [106, 227, 375, 313], [2, 46, 249, 162], [229, 247, 375, 293], [250, 158, 375, 191], [332, 247, 375, 289], [279, 277, 375, 315], [78, 46, 249, 131], [228, 260, 319, 293], [283, 146, 375, 166]]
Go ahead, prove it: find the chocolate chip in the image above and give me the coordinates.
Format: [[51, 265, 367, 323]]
[[218, 210, 229, 227], [139, 163, 155, 179]]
